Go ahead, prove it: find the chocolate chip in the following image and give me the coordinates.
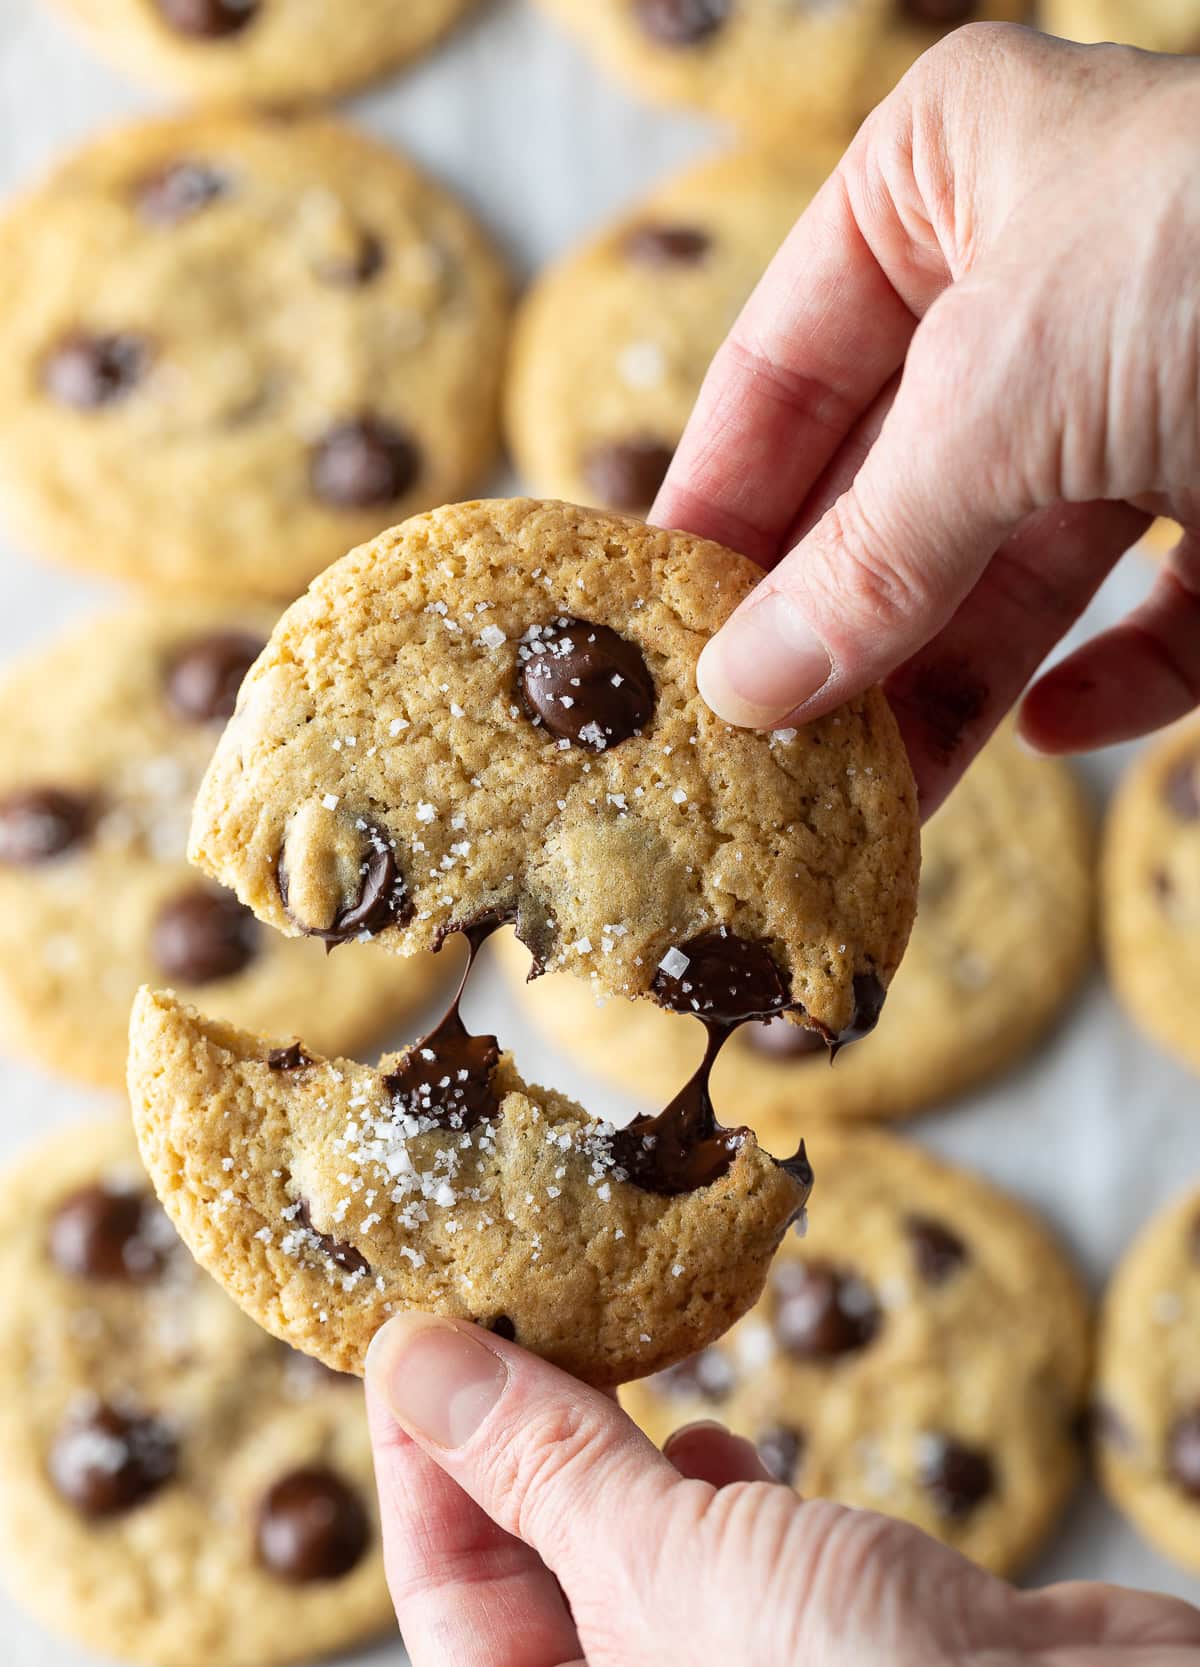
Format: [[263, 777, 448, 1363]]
[[653, 931, 791, 1024], [49, 1185, 174, 1283], [268, 1042, 312, 1072], [294, 1200, 371, 1278], [0, 787, 92, 864], [138, 160, 229, 225], [837, 971, 887, 1046], [624, 224, 711, 265], [156, 0, 259, 36], [164, 631, 264, 724], [1164, 754, 1200, 822], [583, 439, 675, 511], [42, 333, 148, 408], [518, 617, 655, 751], [906, 1217, 968, 1286], [383, 1024, 501, 1132], [743, 1015, 826, 1061], [49, 1403, 177, 1517], [634, 0, 730, 47], [919, 1435, 995, 1520], [279, 821, 410, 946], [309, 417, 420, 510], [486, 1315, 517, 1342], [650, 1347, 735, 1402], [256, 1466, 369, 1583], [757, 1425, 804, 1485], [152, 885, 260, 984], [1168, 1408, 1200, 1498], [899, 0, 976, 20], [771, 1259, 881, 1360], [315, 233, 385, 288]]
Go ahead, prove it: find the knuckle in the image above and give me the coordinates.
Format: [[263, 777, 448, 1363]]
[[818, 493, 933, 637], [484, 1400, 607, 1550]]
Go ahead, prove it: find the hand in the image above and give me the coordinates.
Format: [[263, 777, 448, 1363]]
[[654, 25, 1200, 814], [365, 1315, 1200, 1666]]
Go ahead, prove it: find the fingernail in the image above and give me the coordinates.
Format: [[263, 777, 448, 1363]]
[[698, 589, 832, 728], [366, 1315, 508, 1448]]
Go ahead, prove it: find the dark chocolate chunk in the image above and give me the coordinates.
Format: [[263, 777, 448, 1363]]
[[156, 0, 259, 36], [486, 1315, 517, 1342], [138, 160, 230, 224], [634, 0, 730, 47], [650, 1347, 736, 1402], [49, 1184, 174, 1283], [899, 0, 976, 20], [164, 630, 263, 723], [0, 787, 92, 864], [743, 1014, 826, 1061], [294, 1200, 371, 1278], [309, 417, 420, 509], [919, 1435, 996, 1520], [279, 822, 410, 945], [256, 1466, 370, 1583], [152, 885, 260, 984], [49, 1403, 177, 1517], [268, 1042, 312, 1072], [771, 1259, 881, 1360], [653, 931, 790, 1024], [757, 1425, 805, 1486], [315, 232, 385, 288], [42, 332, 148, 408], [1164, 754, 1200, 822], [518, 617, 655, 751], [383, 1019, 501, 1132], [837, 971, 887, 1047], [624, 224, 712, 265], [582, 439, 675, 511], [906, 1216, 968, 1286], [1168, 1408, 1200, 1498]]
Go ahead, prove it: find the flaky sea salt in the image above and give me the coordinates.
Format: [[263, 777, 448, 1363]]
[[658, 947, 690, 980]]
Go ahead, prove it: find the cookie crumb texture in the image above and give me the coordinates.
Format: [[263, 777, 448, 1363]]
[[128, 988, 809, 1385], [190, 499, 920, 1042], [496, 728, 1094, 1133], [533, 0, 1031, 137], [0, 601, 436, 1089], [47, 0, 480, 105], [1095, 1181, 1200, 1574], [623, 1129, 1091, 1577], [1103, 717, 1200, 1075], [0, 114, 508, 595], [0, 1121, 389, 1667]]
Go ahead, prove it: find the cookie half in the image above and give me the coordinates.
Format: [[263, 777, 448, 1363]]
[[45, 0, 480, 106], [1103, 718, 1200, 1075], [0, 601, 439, 1089], [0, 114, 508, 595], [623, 1128, 1091, 1577], [0, 1119, 389, 1667], [128, 986, 812, 1387], [1095, 1181, 1200, 1575], [496, 729, 1093, 1135]]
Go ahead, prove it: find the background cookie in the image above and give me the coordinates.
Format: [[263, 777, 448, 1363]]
[[1103, 718, 1200, 1076], [507, 147, 839, 512], [0, 113, 509, 595], [534, 0, 1031, 138], [0, 1119, 390, 1667], [45, 0, 480, 106], [623, 1127, 1092, 1577], [1095, 1180, 1200, 1575], [1041, 2, 1200, 52], [189, 499, 920, 1043], [496, 729, 1094, 1139], [0, 602, 439, 1088]]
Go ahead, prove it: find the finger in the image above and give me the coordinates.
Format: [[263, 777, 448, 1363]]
[[366, 1315, 687, 1633], [1015, 1580, 1200, 1650], [663, 1421, 775, 1489], [1020, 540, 1200, 753], [652, 132, 921, 568], [367, 1384, 582, 1667]]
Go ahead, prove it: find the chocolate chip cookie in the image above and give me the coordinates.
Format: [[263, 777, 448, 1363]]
[[623, 1128, 1091, 1576], [188, 498, 920, 1044], [1042, 1, 1200, 51], [1103, 719, 1200, 1075], [0, 113, 508, 595], [1094, 1180, 1200, 1574], [496, 728, 1093, 1136], [0, 601, 438, 1088], [45, 0, 479, 106], [128, 981, 813, 1385], [507, 147, 840, 513], [0, 1119, 388, 1667], [533, 1, 1031, 139]]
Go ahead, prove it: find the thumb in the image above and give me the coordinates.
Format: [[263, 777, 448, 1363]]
[[696, 290, 1029, 730], [365, 1314, 684, 1632]]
